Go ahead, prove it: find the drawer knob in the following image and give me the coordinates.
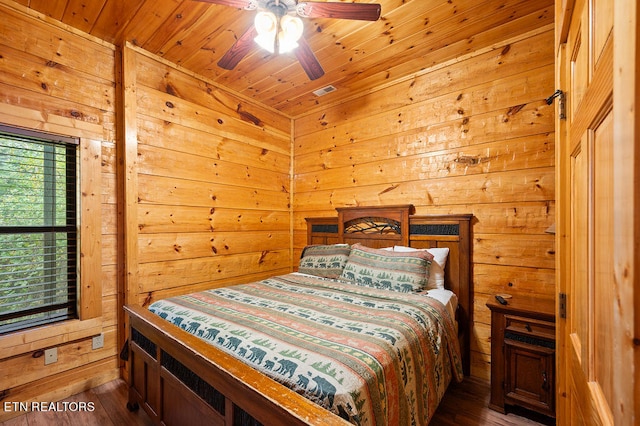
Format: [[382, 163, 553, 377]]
[[525, 323, 532, 332]]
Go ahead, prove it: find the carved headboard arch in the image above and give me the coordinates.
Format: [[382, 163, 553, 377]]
[[337, 204, 413, 247]]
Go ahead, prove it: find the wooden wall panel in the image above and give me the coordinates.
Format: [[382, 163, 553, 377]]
[[138, 174, 290, 210], [134, 55, 291, 137], [294, 169, 554, 212], [128, 46, 292, 308], [0, 2, 118, 421], [138, 206, 290, 233], [138, 250, 290, 294], [293, 26, 556, 380]]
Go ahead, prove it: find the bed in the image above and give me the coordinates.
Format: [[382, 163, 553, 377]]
[[124, 205, 472, 426]]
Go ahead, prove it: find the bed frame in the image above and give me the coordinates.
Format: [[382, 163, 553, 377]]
[[124, 205, 472, 426]]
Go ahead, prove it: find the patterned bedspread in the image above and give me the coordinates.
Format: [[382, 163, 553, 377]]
[[148, 273, 463, 425]]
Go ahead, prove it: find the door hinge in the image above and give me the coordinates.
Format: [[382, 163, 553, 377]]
[[546, 89, 566, 120], [559, 292, 567, 319]]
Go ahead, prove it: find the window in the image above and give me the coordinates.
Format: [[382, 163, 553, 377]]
[[0, 125, 79, 334]]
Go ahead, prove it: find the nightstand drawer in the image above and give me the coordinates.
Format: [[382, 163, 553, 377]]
[[505, 315, 554, 340]]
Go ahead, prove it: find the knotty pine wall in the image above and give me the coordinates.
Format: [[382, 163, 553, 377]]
[[126, 45, 293, 306], [0, 2, 118, 420], [292, 27, 556, 380]]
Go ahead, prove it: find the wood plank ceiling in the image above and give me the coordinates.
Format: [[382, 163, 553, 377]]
[[16, 0, 553, 117]]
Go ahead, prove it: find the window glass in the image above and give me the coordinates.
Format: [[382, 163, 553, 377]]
[[0, 125, 78, 334]]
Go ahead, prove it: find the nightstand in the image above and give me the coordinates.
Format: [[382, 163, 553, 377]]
[[486, 295, 556, 418]]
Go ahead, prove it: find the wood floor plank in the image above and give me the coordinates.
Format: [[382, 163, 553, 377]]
[[65, 390, 114, 426], [0, 415, 28, 426], [92, 379, 153, 426], [24, 409, 71, 426], [430, 376, 554, 426]]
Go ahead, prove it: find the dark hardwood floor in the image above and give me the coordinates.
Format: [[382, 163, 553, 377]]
[[0, 379, 153, 426], [1, 376, 554, 425], [430, 376, 555, 426]]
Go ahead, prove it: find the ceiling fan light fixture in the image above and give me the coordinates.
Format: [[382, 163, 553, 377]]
[[278, 14, 303, 53], [254, 6, 303, 55], [254, 11, 278, 53], [212, 0, 382, 80]]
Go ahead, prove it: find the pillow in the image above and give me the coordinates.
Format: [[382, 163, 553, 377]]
[[393, 246, 449, 290], [339, 243, 433, 293], [298, 244, 351, 279]]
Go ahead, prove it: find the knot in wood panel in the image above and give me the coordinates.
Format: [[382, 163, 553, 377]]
[[454, 156, 480, 165]]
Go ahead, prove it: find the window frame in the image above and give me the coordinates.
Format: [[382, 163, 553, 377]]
[[0, 118, 102, 357], [0, 124, 80, 334], [0, 105, 104, 359]]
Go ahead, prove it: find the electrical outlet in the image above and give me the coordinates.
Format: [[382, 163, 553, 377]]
[[92, 333, 104, 350], [44, 347, 57, 365]]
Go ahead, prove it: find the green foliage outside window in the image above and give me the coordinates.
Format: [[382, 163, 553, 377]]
[[0, 130, 78, 334]]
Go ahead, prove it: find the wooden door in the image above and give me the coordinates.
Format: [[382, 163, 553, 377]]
[[555, 0, 638, 424]]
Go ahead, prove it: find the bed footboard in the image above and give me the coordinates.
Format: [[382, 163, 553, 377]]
[[124, 305, 350, 426]]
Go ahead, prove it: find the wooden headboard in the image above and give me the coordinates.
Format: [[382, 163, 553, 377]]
[[305, 205, 473, 375]]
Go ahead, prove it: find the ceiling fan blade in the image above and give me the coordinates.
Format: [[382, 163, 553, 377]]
[[297, 2, 381, 21], [193, 0, 255, 8], [217, 25, 258, 70], [295, 37, 325, 80]]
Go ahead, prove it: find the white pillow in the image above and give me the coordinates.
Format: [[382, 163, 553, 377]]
[[393, 246, 449, 290]]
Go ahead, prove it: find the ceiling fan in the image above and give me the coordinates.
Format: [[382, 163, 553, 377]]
[[196, 0, 382, 80]]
